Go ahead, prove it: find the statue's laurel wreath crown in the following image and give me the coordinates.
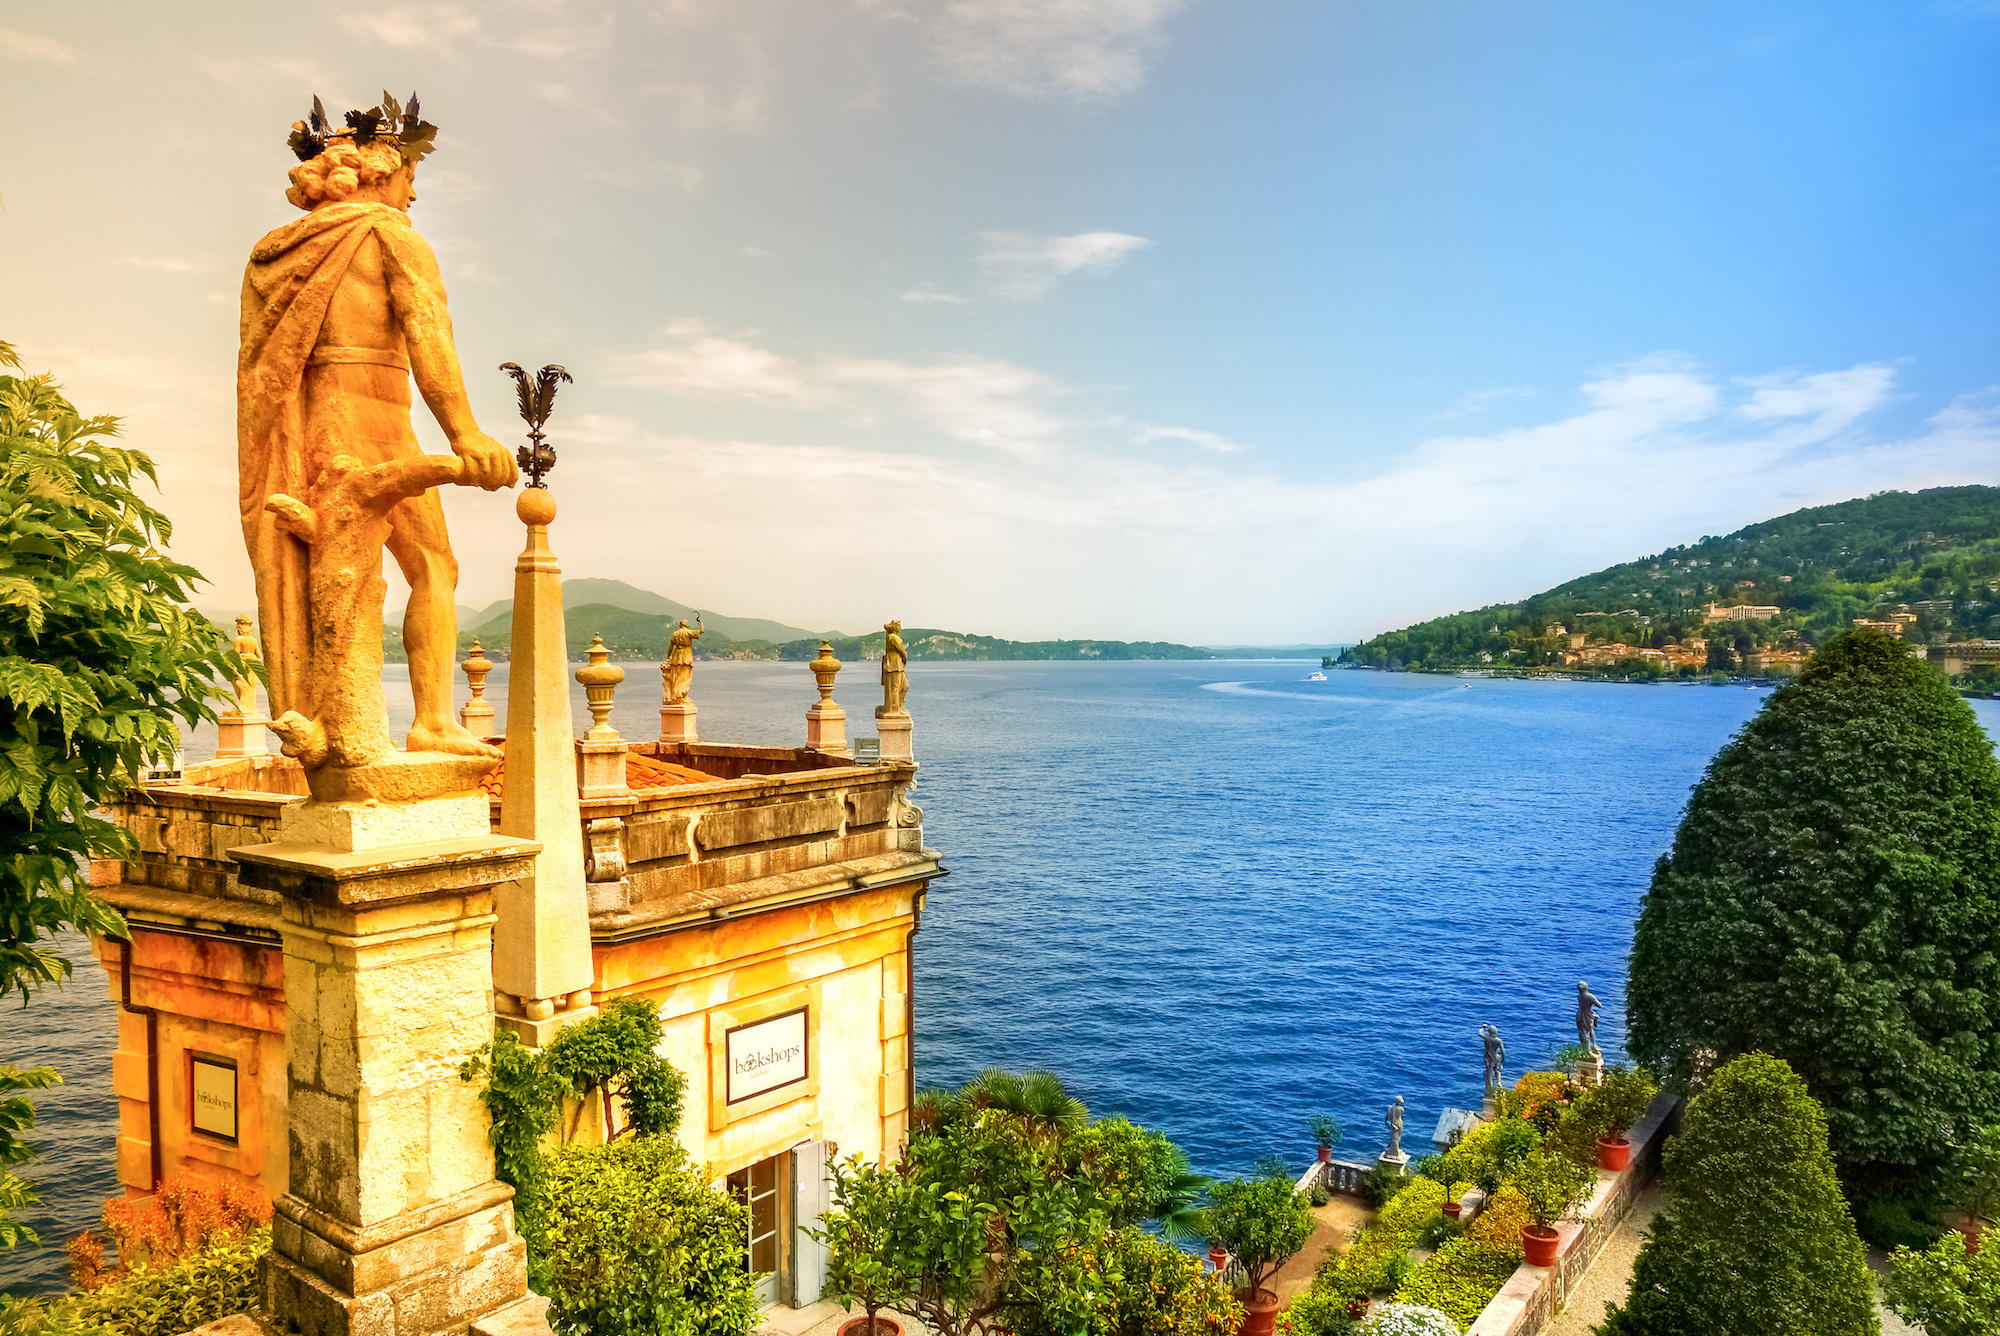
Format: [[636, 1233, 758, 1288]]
[[288, 91, 437, 166]]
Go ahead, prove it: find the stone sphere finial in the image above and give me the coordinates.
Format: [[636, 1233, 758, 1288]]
[[575, 633, 625, 741], [516, 487, 557, 527]]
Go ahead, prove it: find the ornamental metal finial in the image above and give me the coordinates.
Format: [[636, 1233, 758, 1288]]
[[499, 362, 573, 489]]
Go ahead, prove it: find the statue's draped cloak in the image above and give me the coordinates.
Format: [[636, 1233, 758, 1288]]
[[237, 202, 422, 718]]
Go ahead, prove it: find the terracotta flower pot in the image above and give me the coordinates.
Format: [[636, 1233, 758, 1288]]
[[1522, 1225, 1560, 1267], [838, 1319, 903, 1336], [1209, 1245, 1229, 1272], [1950, 1212, 1989, 1258], [1235, 1287, 1280, 1336], [1317, 1144, 1332, 1163], [1596, 1136, 1632, 1172], [1442, 1200, 1463, 1220]]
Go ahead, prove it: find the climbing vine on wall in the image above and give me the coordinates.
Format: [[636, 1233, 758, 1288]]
[[458, 996, 687, 1242]]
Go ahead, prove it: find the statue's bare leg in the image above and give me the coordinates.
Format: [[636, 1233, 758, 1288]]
[[387, 491, 495, 757]]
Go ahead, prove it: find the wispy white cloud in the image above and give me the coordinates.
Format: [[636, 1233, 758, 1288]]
[[1136, 425, 1242, 453], [925, 0, 1191, 103], [976, 230, 1151, 299], [1429, 384, 1535, 421], [339, 5, 481, 51], [0, 26, 79, 63], [900, 287, 974, 305], [586, 338, 1985, 639]]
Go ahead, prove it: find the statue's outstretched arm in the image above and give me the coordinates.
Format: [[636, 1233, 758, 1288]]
[[381, 224, 516, 490]]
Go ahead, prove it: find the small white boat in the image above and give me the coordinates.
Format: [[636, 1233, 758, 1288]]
[[1306, 671, 1327, 681]]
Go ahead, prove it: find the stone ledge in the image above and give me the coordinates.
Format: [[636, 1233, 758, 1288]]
[[1465, 1091, 1682, 1336], [232, 836, 541, 906]]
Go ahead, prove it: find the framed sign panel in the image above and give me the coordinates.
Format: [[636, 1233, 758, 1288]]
[[190, 1054, 238, 1142], [726, 1007, 809, 1106]]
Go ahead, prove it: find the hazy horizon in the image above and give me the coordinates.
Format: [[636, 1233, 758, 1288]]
[[4, 2, 1996, 643]]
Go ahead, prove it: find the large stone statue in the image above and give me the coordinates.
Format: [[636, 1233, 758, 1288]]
[[881, 619, 908, 714], [1384, 1096, 1405, 1157], [1481, 1024, 1506, 1096], [1576, 981, 1602, 1058], [238, 93, 514, 799], [230, 615, 263, 716], [662, 616, 704, 705]]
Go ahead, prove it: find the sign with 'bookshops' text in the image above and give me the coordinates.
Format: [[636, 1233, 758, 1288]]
[[726, 1007, 809, 1105]]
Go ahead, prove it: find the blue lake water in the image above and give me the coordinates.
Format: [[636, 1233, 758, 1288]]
[[6, 660, 1995, 1291]]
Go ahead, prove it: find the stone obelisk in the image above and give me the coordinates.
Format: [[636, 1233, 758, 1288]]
[[493, 484, 595, 1040]]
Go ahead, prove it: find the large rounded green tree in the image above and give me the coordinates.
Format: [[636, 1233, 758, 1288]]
[[1628, 628, 2000, 1168]]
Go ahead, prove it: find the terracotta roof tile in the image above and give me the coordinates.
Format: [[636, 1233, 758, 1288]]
[[478, 751, 712, 799]]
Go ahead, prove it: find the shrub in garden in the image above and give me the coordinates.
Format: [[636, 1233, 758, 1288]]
[[57, 1227, 270, 1336], [67, 1175, 270, 1289], [1203, 1174, 1314, 1297], [1016, 1228, 1242, 1336], [1425, 1117, 1540, 1194], [1464, 1185, 1531, 1257], [1392, 1234, 1520, 1328], [1273, 1288, 1354, 1336], [537, 1137, 756, 1336], [1319, 1178, 1447, 1303], [1596, 1053, 1876, 1336], [822, 1099, 1229, 1336], [1949, 1123, 2000, 1227], [1360, 1303, 1458, 1336], [1307, 1114, 1344, 1152], [1883, 1230, 2000, 1336], [1628, 629, 2000, 1172]]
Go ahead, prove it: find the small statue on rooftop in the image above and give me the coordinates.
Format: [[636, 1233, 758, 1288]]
[[1576, 980, 1602, 1059], [881, 619, 908, 715], [662, 615, 704, 705], [230, 614, 263, 717]]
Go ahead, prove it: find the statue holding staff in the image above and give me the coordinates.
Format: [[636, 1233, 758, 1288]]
[[662, 615, 704, 705], [881, 619, 908, 714], [238, 92, 513, 792]]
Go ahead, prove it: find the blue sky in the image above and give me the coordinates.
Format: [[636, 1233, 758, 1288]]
[[3, 1, 1997, 641]]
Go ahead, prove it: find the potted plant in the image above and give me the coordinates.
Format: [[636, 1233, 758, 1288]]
[[1581, 1066, 1660, 1171], [1949, 1124, 2000, 1254], [1201, 1175, 1316, 1336], [1510, 1152, 1597, 1267], [1306, 1113, 1342, 1165]]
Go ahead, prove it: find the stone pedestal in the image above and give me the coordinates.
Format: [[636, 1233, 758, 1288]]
[[216, 712, 267, 759], [1482, 1092, 1499, 1119], [806, 702, 848, 756], [575, 741, 629, 801], [1377, 1150, 1410, 1176], [874, 708, 912, 762], [657, 702, 697, 745], [231, 798, 543, 1336], [1578, 1054, 1603, 1087]]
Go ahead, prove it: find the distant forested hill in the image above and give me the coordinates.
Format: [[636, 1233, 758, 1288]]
[[1343, 486, 2000, 672], [439, 601, 1211, 663]]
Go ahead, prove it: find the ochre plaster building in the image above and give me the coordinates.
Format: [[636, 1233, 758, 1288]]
[[91, 721, 939, 1312]]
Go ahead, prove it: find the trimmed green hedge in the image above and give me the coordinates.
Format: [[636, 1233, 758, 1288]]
[[1393, 1236, 1520, 1330], [1317, 1176, 1446, 1302]]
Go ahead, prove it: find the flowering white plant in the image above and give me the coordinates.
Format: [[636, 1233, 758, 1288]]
[[1364, 1303, 1461, 1336]]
